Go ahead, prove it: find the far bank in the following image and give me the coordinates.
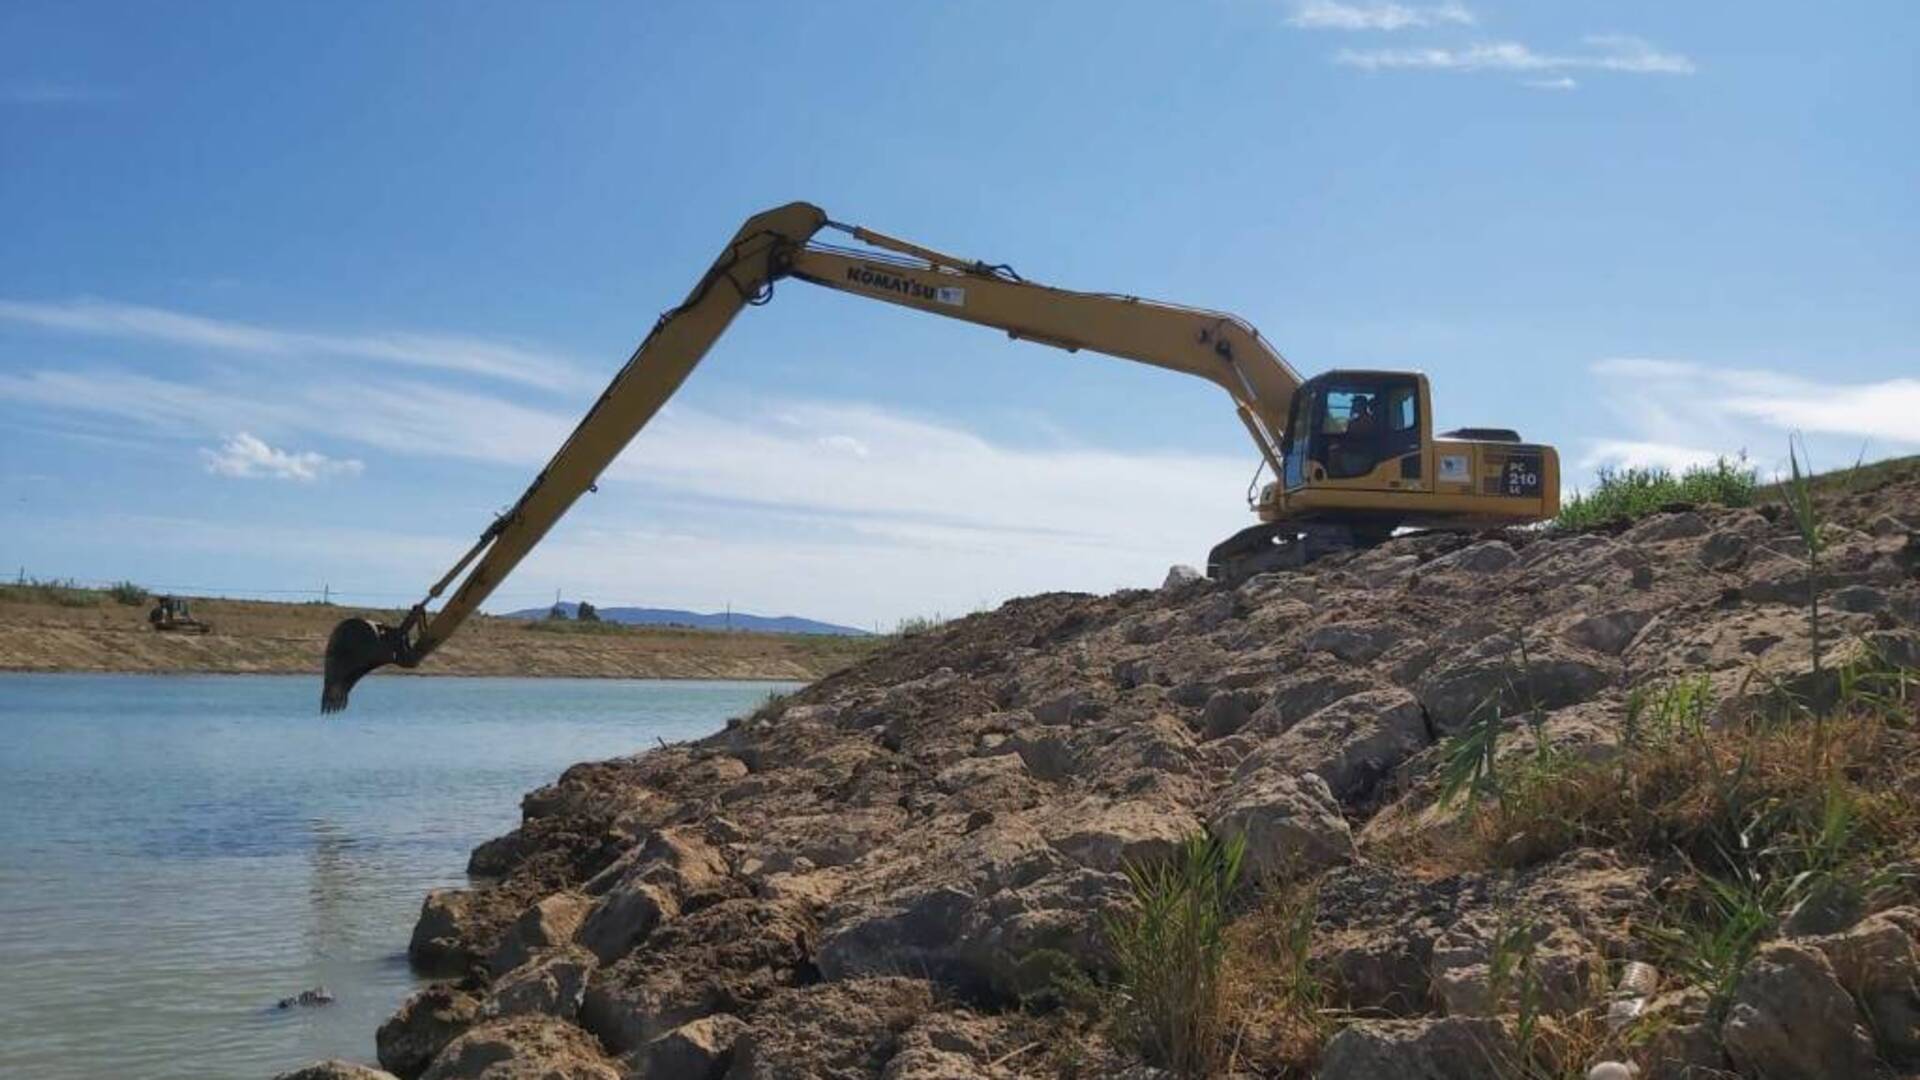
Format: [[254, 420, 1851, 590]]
[[0, 586, 880, 681]]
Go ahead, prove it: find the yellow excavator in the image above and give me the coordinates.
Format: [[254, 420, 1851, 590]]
[[321, 202, 1557, 712]]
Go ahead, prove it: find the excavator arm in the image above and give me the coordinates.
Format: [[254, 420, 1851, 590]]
[[322, 201, 1302, 711]]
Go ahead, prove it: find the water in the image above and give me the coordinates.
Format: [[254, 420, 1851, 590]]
[[0, 673, 795, 1080]]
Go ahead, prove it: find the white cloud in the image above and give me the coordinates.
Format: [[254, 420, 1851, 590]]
[[1582, 358, 1920, 478], [1580, 439, 1724, 473], [1524, 77, 1578, 91], [1335, 35, 1694, 75], [0, 363, 1259, 622], [1287, 1, 1473, 31], [201, 432, 363, 481], [0, 298, 585, 391]]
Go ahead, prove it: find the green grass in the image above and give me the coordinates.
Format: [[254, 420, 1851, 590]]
[[1556, 456, 1757, 530], [106, 580, 147, 606], [0, 578, 105, 607], [1104, 831, 1247, 1078]]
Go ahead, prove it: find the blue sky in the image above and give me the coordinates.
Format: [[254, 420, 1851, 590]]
[[3, 1, 1915, 627]]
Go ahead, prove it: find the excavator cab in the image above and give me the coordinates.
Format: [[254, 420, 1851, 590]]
[[1217, 369, 1559, 579], [1280, 371, 1428, 492]]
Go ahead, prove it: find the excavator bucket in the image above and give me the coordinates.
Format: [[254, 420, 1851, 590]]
[[321, 617, 399, 714]]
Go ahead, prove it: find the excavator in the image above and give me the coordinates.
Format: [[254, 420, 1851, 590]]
[[321, 202, 1558, 712]]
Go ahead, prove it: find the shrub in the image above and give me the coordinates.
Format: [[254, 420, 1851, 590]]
[[1556, 455, 1756, 530], [107, 580, 147, 606], [1105, 831, 1247, 1078], [893, 613, 947, 638]]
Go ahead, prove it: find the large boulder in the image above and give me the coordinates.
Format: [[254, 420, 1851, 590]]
[[723, 978, 933, 1080], [1318, 1016, 1517, 1079], [639, 1015, 747, 1080], [1720, 942, 1883, 1080], [1415, 649, 1613, 733], [1807, 906, 1920, 1064], [1236, 688, 1429, 806], [410, 890, 483, 976], [420, 1016, 620, 1080], [377, 985, 484, 1079], [1044, 797, 1202, 873], [273, 1063, 400, 1080], [580, 897, 814, 1055], [484, 945, 595, 1021], [1207, 769, 1353, 879], [490, 892, 592, 975]]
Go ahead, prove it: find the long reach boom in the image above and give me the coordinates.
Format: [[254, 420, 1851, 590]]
[[322, 202, 1305, 711]]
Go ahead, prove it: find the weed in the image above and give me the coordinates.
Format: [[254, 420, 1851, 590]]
[[1218, 881, 1329, 1076], [893, 613, 948, 638], [1556, 456, 1757, 530], [106, 580, 147, 606], [1779, 438, 1828, 679], [0, 577, 102, 607], [1643, 864, 1774, 1022], [1438, 695, 1506, 807], [1104, 831, 1247, 1078]]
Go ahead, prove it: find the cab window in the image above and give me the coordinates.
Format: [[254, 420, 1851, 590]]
[[1309, 378, 1422, 481]]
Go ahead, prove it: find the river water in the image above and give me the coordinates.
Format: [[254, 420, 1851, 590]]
[[0, 673, 796, 1080]]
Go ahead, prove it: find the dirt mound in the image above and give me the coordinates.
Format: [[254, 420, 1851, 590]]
[[302, 464, 1918, 1079]]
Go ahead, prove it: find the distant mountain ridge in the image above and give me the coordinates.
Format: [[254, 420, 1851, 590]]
[[509, 602, 869, 637]]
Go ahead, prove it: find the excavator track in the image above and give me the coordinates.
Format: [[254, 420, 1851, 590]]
[[1206, 522, 1393, 583]]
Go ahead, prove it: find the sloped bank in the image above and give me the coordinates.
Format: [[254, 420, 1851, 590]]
[[283, 467, 1919, 1079]]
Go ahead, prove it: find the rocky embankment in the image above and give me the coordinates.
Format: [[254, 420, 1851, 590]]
[[288, 468, 1920, 1080]]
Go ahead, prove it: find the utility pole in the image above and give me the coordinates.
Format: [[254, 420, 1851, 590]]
[[726, 602, 732, 632], [322, 583, 331, 605]]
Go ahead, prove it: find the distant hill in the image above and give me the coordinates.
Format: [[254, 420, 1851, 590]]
[[511, 602, 870, 637]]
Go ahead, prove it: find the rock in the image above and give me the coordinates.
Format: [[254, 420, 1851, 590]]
[[378, 985, 484, 1079], [1415, 650, 1613, 733], [1627, 511, 1709, 544], [724, 978, 933, 1080], [881, 1011, 1025, 1078], [1162, 564, 1204, 589], [484, 945, 594, 1021], [1806, 906, 1920, 1063], [1429, 921, 1598, 1017], [490, 892, 592, 975], [410, 890, 483, 975], [1236, 688, 1428, 805], [1427, 540, 1518, 575], [1830, 584, 1888, 613], [640, 1014, 747, 1080], [277, 986, 335, 1008], [1317, 1016, 1517, 1079], [1698, 528, 1751, 571], [578, 878, 676, 964], [1636, 1020, 1728, 1080], [1047, 798, 1202, 873], [1208, 769, 1353, 879], [1720, 942, 1881, 1080], [1563, 609, 1653, 656], [1303, 621, 1404, 664], [957, 865, 1131, 997], [273, 1063, 401, 1080], [1199, 689, 1256, 739], [580, 897, 813, 1055], [420, 1016, 621, 1080]]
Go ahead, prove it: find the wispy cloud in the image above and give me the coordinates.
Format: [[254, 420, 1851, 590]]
[[1524, 77, 1579, 92], [1335, 34, 1694, 75], [1582, 358, 1920, 474], [1287, 1, 1473, 31], [0, 80, 111, 105], [0, 361, 1251, 576], [201, 433, 363, 481], [0, 298, 586, 391]]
